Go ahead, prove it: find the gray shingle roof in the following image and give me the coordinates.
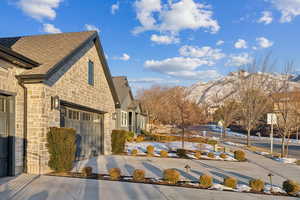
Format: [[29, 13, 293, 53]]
[[112, 76, 133, 104], [0, 31, 96, 75]]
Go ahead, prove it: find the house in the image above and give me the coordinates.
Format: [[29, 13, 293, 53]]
[[0, 31, 119, 177], [112, 76, 147, 134]]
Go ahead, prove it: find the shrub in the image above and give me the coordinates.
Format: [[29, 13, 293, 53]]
[[141, 130, 150, 136], [223, 177, 237, 189], [177, 149, 188, 158], [207, 140, 218, 146], [296, 160, 300, 166], [199, 174, 213, 189], [131, 149, 138, 156], [234, 150, 246, 161], [207, 152, 215, 158], [82, 166, 93, 177], [283, 180, 300, 195], [195, 151, 202, 159], [163, 169, 180, 184], [146, 145, 155, 156], [47, 127, 76, 172], [135, 136, 144, 143], [133, 169, 145, 182], [160, 150, 169, 157], [220, 153, 227, 159], [249, 179, 264, 192], [127, 131, 135, 141], [109, 168, 121, 180], [111, 130, 128, 154]]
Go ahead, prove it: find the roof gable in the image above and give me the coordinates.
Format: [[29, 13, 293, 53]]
[[112, 76, 134, 105]]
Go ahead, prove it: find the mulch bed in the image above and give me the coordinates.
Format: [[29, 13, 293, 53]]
[[47, 172, 296, 198]]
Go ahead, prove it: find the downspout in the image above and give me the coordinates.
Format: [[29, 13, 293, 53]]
[[17, 78, 28, 173]]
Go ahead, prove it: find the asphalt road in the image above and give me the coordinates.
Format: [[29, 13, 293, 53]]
[[196, 125, 300, 160]]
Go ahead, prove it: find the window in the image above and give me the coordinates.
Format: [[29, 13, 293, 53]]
[[68, 109, 80, 120], [88, 60, 94, 85], [121, 111, 127, 127]]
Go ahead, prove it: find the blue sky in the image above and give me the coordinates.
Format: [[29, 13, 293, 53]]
[[1, 0, 300, 91]]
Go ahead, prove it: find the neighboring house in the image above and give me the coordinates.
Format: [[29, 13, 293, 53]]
[[112, 76, 147, 134], [0, 31, 119, 176]]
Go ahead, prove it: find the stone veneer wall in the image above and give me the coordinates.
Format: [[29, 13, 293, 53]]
[[25, 41, 116, 174], [0, 60, 25, 175]]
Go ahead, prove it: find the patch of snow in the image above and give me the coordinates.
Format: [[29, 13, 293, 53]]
[[224, 141, 245, 147], [211, 184, 234, 191], [168, 153, 179, 158], [264, 184, 285, 194], [123, 177, 133, 181], [274, 157, 297, 164], [236, 184, 251, 192], [255, 151, 270, 156], [187, 154, 197, 159]]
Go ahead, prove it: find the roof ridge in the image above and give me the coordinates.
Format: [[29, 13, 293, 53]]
[[0, 31, 96, 39]]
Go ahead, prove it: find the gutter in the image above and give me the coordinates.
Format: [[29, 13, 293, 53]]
[[17, 77, 28, 173]]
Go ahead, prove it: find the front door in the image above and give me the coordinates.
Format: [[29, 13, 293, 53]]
[[0, 95, 8, 177]]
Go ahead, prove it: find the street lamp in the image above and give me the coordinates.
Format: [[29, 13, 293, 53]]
[[268, 173, 274, 193]]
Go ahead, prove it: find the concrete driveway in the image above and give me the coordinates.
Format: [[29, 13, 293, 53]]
[[1, 175, 298, 200]]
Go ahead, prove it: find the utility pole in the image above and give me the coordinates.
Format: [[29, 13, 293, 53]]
[[268, 113, 276, 155]]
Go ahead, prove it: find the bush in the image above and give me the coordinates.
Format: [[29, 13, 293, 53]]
[[82, 166, 93, 177], [111, 130, 128, 154], [160, 150, 169, 157], [135, 136, 144, 143], [283, 180, 300, 195], [199, 174, 213, 189], [163, 169, 180, 184], [177, 149, 188, 158], [146, 145, 155, 156], [207, 152, 215, 158], [109, 168, 121, 180], [223, 177, 237, 189], [47, 127, 76, 172], [133, 169, 145, 182], [195, 151, 202, 159], [131, 149, 138, 156], [220, 153, 227, 159], [296, 160, 300, 166], [141, 130, 150, 136], [234, 150, 246, 161], [249, 179, 264, 192], [127, 131, 135, 141], [207, 140, 218, 146]]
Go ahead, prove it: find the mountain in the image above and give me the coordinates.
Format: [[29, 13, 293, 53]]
[[188, 70, 300, 107]]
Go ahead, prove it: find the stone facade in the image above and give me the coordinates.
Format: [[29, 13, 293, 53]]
[[0, 40, 116, 175]]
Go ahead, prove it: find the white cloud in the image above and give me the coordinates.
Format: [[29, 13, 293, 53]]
[[216, 40, 224, 46], [234, 39, 248, 49], [258, 11, 273, 24], [133, 0, 219, 34], [179, 45, 225, 61], [226, 53, 252, 67], [84, 24, 100, 32], [111, 2, 119, 15], [129, 77, 180, 84], [167, 70, 222, 80], [150, 34, 179, 44], [18, 0, 63, 21], [113, 53, 130, 61], [256, 37, 274, 48], [271, 0, 300, 22], [42, 23, 61, 34]]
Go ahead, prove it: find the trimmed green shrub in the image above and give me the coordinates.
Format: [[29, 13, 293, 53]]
[[127, 131, 135, 141], [111, 130, 128, 154], [147, 145, 155, 156], [223, 177, 237, 189], [234, 150, 246, 161], [135, 135, 144, 143], [177, 149, 188, 158], [82, 166, 93, 177], [283, 180, 300, 195], [195, 151, 202, 159], [207, 140, 218, 146], [220, 153, 227, 159], [109, 168, 121, 180], [199, 174, 213, 188], [131, 149, 138, 156], [163, 169, 180, 184], [133, 169, 145, 182], [249, 179, 264, 192], [160, 150, 169, 157], [141, 130, 150, 136], [47, 127, 76, 172], [207, 152, 215, 158]]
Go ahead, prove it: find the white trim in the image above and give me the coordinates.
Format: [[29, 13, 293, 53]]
[[121, 110, 127, 127]]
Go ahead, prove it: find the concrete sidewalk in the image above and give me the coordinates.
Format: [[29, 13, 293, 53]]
[[1, 175, 298, 200]]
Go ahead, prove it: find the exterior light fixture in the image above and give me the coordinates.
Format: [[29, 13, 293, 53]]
[[51, 96, 60, 110], [268, 173, 274, 192], [112, 112, 117, 120]]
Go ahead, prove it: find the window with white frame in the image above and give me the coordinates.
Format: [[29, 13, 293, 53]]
[[121, 111, 127, 127]]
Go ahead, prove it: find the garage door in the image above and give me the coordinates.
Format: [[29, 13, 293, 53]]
[[0, 96, 8, 177], [60, 106, 104, 160]]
